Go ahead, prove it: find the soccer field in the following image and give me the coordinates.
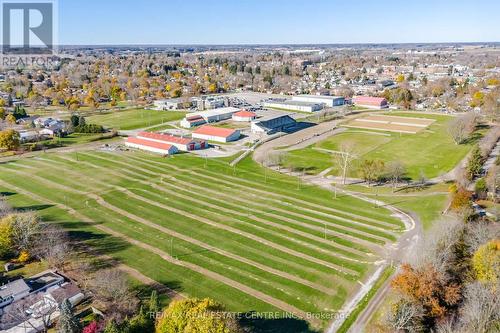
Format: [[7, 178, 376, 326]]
[[0, 152, 405, 330], [284, 112, 477, 180], [87, 109, 186, 130]]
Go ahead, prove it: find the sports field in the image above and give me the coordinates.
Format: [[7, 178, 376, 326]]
[[283, 112, 477, 180], [0, 151, 405, 331], [87, 109, 186, 130]]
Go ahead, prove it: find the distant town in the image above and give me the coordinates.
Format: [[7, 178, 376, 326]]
[[0, 42, 498, 333]]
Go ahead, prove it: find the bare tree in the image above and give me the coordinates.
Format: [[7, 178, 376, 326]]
[[333, 141, 357, 185], [9, 212, 41, 254], [411, 217, 464, 274], [89, 269, 139, 323], [35, 224, 71, 271], [386, 161, 406, 191], [386, 299, 425, 332], [0, 196, 13, 218], [464, 221, 497, 255], [448, 113, 477, 145], [458, 282, 500, 333], [1, 294, 58, 332]]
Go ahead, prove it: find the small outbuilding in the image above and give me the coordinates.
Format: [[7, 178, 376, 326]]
[[232, 110, 257, 122]]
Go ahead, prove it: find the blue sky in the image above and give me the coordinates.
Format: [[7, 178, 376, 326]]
[[59, 0, 500, 45]]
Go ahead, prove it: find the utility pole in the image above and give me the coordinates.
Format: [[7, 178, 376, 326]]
[[324, 223, 327, 240], [170, 238, 174, 258]]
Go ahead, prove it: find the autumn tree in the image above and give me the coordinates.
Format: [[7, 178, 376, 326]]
[[156, 298, 242, 333], [472, 239, 500, 283], [0, 129, 20, 151], [5, 114, 16, 125], [391, 264, 461, 319], [358, 159, 385, 186]]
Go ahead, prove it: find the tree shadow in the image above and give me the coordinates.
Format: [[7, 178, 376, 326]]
[[239, 313, 319, 333], [0, 191, 16, 197], [17, 204, 54, 212]]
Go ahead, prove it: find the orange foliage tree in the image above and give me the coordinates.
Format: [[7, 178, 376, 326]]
[[391, 264, 461, 319]]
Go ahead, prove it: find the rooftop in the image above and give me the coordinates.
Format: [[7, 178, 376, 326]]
[[0, 279, 30, 302], [137, 131, 194, 145], [295, 94, 344, 100], [186, 107, 240, 119], [126, 137, 174, 151], [233, 110, 256, 117], [193, 125, 238, 138]]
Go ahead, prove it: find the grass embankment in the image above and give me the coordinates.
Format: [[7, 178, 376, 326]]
[[336, 266, 395, 333], [0, 152, 404, 331]]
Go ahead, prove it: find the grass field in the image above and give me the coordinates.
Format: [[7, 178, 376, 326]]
[[87, 109, 186, 130], [0, 151, 405, 331], [344, 184, 449, 230], [284, 113, 478, 180]]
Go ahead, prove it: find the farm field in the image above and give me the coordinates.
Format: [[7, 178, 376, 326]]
[[0, 151, 405, 331], [284, 112, 477, 180], [87, 109, 186, 130]]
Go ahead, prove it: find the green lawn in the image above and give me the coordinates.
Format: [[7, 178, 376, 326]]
[[344, 183, 449, 230], [0, 151, 405, 331], [284, 113, 479, 180], [87, 109, 186, 130]]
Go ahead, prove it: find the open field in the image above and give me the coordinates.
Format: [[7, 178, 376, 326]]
[[284, 113, 478, 180], [87, 109, 186, 130], [344, 114, 435, 134], [0, 151, 405, 331], [344, 184, 449, 230]]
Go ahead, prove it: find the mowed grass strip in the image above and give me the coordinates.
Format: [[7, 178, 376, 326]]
[[1, 191, 283, 314], [116, 153, 398, 245], [86, 152, 385, 250], [40, 154, 373, 265], [72, 152, 380, 252], [0, 158, 359, 286], [18, 156, 362, 278], [0, 186, 292, 315], [0, 177, 329, 323], [127, 152, 402, 226]]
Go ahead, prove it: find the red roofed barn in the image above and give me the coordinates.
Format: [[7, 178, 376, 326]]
[[352, 96, 388, 109], [192, 125, 240, 143], [232, 110, 257, 122], [125, 137, 178, 155], [136, 132, 207, 151]]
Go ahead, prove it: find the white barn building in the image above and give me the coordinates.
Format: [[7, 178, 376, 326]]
[[291, 95, 345, 107]]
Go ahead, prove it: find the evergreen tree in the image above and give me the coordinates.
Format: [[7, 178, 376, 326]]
[[103, 320, 120, 333], [466, 145, 484, 180], [149, 290, 160, 314], [57, 299, 80, 333]]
